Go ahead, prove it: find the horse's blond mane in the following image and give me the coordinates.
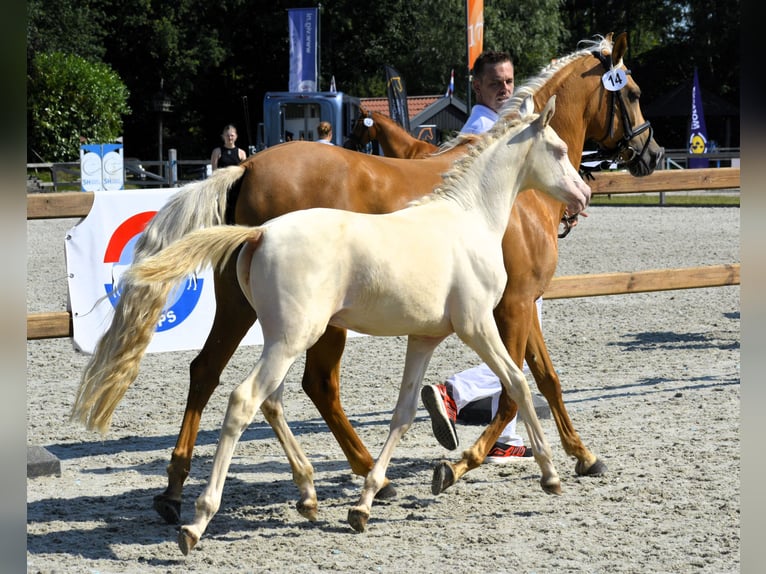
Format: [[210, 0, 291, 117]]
[[439, 34, 614, 155], [409, 35, 615, 210]]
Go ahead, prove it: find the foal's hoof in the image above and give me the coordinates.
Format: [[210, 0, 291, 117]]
[[347, 507, 370, 532], [431, 461, 456, 495], [375, 483, 397, 500], [541, 479, 562, 496], [153, 494, 181, 524], [296, 500, 318, 522], [177, 526, 199, 556], [575, 458, 607, 477]]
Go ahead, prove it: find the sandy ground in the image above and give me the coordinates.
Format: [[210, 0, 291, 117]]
[[27, 205, 740, 573]]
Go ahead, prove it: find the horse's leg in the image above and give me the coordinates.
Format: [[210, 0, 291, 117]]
[[178, 346, 306, 555], [431, 297, 531, 495], [347, 335, 442, 533], [524, 317, 607, 476], [260, 383, 318, 521], [302, 326, 396, 499], [153, 259, 256, 524], [446, 319, 560, 495]]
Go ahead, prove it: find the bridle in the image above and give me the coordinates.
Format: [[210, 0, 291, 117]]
[[582, 50, 654, 175], [343, 111, 375, 151], [560, 49, 655, 239]]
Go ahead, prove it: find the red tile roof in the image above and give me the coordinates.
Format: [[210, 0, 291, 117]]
[[359, 95, 441, 121]]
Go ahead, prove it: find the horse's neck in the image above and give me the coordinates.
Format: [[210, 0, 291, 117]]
[[376, 115, 433, 158], [531, 58, 592, 219]]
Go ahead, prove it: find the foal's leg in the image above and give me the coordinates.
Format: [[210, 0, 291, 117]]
[[430, 297, 533, 495], [154, 260, 256, 524], [436, 318, 560, 496], [302, 326, 396, 498], [347, 335, 443, 533], [178, 346, 308, 555], [524, 315, 607, 476], [260, 383, 318, 521]]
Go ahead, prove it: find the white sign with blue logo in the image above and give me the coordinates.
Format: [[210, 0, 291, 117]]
[[65, 188, 265, 354], [80, 144, 125, 191]]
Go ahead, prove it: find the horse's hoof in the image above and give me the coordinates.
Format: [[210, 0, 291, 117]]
[[296, 500, 318, 522], [153, 494, 181, 524], [431, 461, 455, 496], [575, 458, 607, 477], [375, 483, 397, 500], [541, 480, 562, 495], [178, 526, 198, 556], [347, 507, 369, 532]]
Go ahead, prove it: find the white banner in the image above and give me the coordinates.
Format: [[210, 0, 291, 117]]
[[65, 188, 265, 354]]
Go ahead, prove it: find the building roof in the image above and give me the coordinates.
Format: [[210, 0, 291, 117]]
[[359, 95, 442, 120]]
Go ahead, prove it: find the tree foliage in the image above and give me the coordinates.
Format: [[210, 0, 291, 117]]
[[27, 0, 739, 161], [27, 52, 130, 162]]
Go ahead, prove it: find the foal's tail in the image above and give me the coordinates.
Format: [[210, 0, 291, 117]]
[[127, 225, 262, 289], [70, 166, 246, 434]]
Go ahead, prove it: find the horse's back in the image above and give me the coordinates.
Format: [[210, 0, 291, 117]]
[[234, 141, 454, 225]]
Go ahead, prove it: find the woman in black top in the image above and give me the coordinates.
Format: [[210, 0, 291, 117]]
[[210, 124, 247, 171]]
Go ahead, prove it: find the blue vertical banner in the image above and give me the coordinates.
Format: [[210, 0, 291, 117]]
[[288, 7, 319, 92], [688, 68, 708, 169], [385, 65, 410, 132]]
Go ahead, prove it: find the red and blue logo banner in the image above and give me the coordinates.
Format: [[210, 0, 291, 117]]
[[688, 68, 709, 168], [64, 189, 266, 354], [288, 7, 319, 92]]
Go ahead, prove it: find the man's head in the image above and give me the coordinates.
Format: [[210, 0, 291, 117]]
[[472, 50, 515, 113]]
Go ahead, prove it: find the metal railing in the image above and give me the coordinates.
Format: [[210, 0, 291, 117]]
[[27, 149, 210, 193]]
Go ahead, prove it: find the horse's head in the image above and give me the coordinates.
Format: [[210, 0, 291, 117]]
[[343, 109, 378, 151], [586, 32, 664, 176]]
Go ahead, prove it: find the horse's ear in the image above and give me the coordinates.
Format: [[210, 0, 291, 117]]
[[539, 95, 556, 128], [612, 32, 628, 66], [520, 95, 535, 117]]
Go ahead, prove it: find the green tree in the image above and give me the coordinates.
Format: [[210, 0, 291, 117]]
[[27, 52, 131, 162]]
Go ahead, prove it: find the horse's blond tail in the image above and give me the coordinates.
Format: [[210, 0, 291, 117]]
[[70, 166, 246, 434]]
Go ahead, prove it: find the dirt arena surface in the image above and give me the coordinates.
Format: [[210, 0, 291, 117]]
[[27, 204, 740, 573]]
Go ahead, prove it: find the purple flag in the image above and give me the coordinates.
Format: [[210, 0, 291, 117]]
[[688, 68, 708, 168], [288, 8, 319, 92]]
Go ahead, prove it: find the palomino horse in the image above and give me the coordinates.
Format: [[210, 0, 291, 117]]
[[344, 108, 449, 158], [70, 33, 663, 523], [125, 96, 591, 552]]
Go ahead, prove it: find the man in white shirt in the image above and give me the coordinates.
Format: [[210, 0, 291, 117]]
[[421, 50, 537, 463]]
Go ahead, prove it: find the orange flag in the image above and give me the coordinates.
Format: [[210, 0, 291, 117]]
[[467, 0, 484, 71]]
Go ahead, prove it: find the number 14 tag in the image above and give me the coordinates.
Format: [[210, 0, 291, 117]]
[[601, 68, 627, 92]]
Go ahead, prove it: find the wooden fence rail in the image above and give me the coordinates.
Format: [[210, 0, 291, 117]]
[[27, 168, 740, 340]]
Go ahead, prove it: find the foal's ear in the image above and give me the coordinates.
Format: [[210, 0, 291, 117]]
[[538, 95, 556, 128], [519, 95, 535, 117]]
